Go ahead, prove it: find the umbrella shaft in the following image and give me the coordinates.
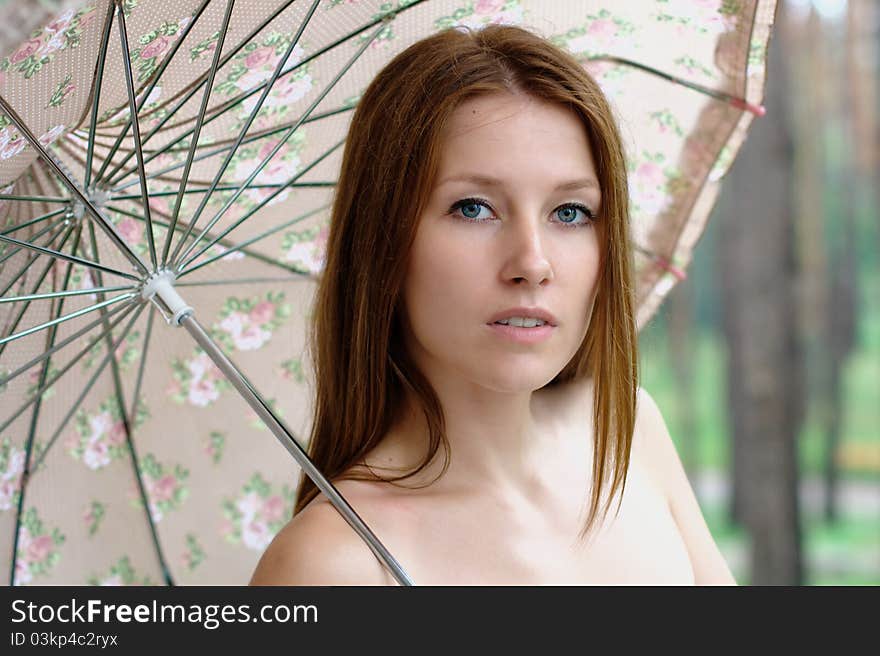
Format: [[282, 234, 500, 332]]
[[177, 312, 414, 587]]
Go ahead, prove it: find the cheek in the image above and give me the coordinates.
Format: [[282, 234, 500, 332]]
[[404, 229, 485, 334]]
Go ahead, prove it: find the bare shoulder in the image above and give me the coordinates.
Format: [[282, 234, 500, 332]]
[[248, 485, 393, 586], [633, 387, 737, 585]]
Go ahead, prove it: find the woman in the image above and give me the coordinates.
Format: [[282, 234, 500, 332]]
[[249, 24, 735, 585]]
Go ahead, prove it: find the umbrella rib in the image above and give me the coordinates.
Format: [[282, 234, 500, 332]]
[[83, 0, 116, 189], [171, 28, 361, 273], [589, 54, 766, 116], [104, 203, 304, 275], [175, 275, 305, 288], [92, 0, 212, 186], [8, 221, 84, 586], [166, 0, 324, 268], [0, 213, 68, 267], [29, 304, 145, 474], [100, 0, 299, 187], [0, 291, 138, 349], [113, 182, 334, 200], [0, 96, 150, 276], [116, 4, 159, 270], [141, 105, 355, 156], [128, 304, 154, 424], [179, 203, 330, 278], [180, 314, 414, 586], [161, 0, 236, 269], [0, 207, 68, 237], [0, 232, 140, 281], [0, 223, 79, 359], [0, 285, 135, 305], [0, 301, 138, 438], [0, 225, 68, 301], [109, 106, 353, 194], [0, 301, 131, 390], [0, 194, 69, 204], [104, 0, 415, 190], [86, 219, 175, 586], [177, 139, 344, 273]]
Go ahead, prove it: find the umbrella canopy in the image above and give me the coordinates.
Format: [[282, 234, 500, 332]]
[[0, 0, 776, 585]]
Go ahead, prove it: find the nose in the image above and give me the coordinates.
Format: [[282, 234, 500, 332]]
[[499, 215, 554, 287]]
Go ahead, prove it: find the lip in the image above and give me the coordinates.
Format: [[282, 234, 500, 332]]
[[486, 306, 558, 327], [487, 322, 554, 344]]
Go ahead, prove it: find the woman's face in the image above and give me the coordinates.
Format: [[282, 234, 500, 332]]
[[401, 92, 602, 393]]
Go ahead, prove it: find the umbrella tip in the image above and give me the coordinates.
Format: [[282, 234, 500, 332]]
[[730, 97, 766, 117]]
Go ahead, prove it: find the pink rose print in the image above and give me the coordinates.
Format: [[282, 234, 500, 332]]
[[245, 46, 277, 68], [141, 36, 170, 61], [38, 125, 66, 147], [249, 301, 274, 325], [258, 139, 285, 161], [189, 378, 220, 407], [116, 217, 143, 244], [588, 19, 616, 40], [26, 535, 53, 562], [45, 9, 76, 35], [152, 474, 178, 503], [107, 421, 127, 447], [0, 137, 26, 161], [11, 39, 42, 65], [262, 496, 285, 523], [636, 162, 664, 187], [475, 0, 505, 15]]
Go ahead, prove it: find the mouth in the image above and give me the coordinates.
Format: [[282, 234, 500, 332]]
[[487, 321, 555, 344]]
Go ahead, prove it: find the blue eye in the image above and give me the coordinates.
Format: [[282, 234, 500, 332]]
[[454, 200, 493, 221], [555, 204, 594, 226], [448, 198, 595, 228]]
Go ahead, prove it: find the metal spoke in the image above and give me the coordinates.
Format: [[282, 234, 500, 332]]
[[180, 203, 329, 277], [0, 301, 130, 390], [128, 304, 154, 424], [29, 304, 145, 473], [110, 106, 353, 194], [0, 208, 68, 237], [161, 0, 236, 269], [0, 194, 69, 204], [103, 0, 413, 190], [101, 0, 298, 186], [86, 219, 175, 585], [116, 3, 159, 270], [8, 218, 83, 586], [0, 213, 68, 267], [175, 275, 305, 288], [167, 0, 322, 268], [83, 1, 116, 189], [0, 285, 134, 304], [0, 301, 138, 439], [177, 138, 344, 272], [0, 222, 78, 360], [104, 203, 306, 276], [113, 182, 334, 201], [0, 291, 137, 348], [92, 0, 211, 186], [0, 231, 141, 281], [180, 313, 413, 586], [0, 95, 149, 275]]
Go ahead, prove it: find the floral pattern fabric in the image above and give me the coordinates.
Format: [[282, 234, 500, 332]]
[[0, 0, 775, 585]]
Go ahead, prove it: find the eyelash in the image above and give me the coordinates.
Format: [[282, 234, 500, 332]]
[[447, 197, 596, 228]]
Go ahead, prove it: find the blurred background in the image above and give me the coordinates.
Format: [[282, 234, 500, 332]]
[[639, 0, 879, 585]]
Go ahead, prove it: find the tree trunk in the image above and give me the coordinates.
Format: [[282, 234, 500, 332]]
[[717, 1, 805, 584]]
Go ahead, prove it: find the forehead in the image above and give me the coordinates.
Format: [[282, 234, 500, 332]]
[[436, 93, 598, 188]]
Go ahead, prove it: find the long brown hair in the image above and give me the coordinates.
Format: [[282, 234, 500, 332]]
[[294, 24, 638, 538]]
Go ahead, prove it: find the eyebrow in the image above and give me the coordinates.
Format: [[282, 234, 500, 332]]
[[436, 173, 599, 192]]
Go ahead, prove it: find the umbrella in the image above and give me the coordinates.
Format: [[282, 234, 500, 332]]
[[0, 0, 776, 586]]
